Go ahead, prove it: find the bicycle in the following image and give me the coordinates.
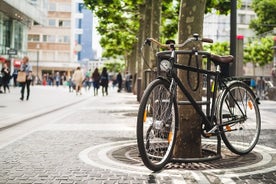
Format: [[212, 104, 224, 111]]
[[136, 34, 261, 171]]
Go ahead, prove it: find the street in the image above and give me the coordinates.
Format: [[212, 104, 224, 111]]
[[0, 86, 276, 183]]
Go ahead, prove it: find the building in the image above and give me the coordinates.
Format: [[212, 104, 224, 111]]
[[0, 0, 47, 73], [27, 0, 100, 83], [203, 0, 256, 43], [76, 3, 93, 61], [203, 0, 273, 77], [27, 0, 80, 82]]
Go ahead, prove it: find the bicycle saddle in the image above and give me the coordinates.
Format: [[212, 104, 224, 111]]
[[210, 54, 234, 65]]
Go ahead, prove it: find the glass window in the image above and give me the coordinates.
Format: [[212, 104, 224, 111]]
[[48, 3, 56, 11], [14, 21, 23, 50], [43, 35, 56, 42], [58, 3, 71, 12], [64, 36, 70, 43], [48, 19, 56, 27], [58, 36, 63, 43], [238, 14, 246, 24], [58, 20, 71, 27], [28, 34, 40, 42]]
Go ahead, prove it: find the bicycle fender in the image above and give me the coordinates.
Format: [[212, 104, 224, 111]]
[[156, 76, 171, 84]]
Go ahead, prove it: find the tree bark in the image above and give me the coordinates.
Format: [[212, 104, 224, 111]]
[[141, 0, 152, 90], [150, 0, 161, 70], [173, 0, 206, 158]]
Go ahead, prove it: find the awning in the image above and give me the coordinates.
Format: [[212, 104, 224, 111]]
[[13, 59, 22, 67], [0, 57, 6, 63]]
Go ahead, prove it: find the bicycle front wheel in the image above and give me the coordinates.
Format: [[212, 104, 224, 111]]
[[137, 78, 178, 171], [218, 80, 261, 155]]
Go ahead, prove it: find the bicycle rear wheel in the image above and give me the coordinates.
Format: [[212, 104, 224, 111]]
[[217, 80, 261, 155], [137, 78, 178, 171]]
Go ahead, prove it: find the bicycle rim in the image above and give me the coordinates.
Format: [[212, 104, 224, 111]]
[[136, 79, 178, 171], [218, 81, 261, 155]]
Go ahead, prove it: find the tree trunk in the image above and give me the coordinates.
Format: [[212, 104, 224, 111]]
[[141, 0, 152, 91], [134, 3, 146, 99], [150, 0, 161, 71], [173, 0, 206, 159]]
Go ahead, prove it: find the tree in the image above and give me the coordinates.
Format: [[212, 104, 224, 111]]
[[204, 41, 230, 56], [244, 36, 274, 75], [173, 0, 207, 159], [250, 0, 276, 35], [84, 0, 233, 159], [84, 0, 141, 58]]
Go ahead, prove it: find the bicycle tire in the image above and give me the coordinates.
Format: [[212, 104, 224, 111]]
[[217, 80, 261, 155], [136, 78, 178, 171]]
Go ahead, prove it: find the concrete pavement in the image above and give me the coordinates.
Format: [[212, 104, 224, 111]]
[[0, 85, 89, 130], [1, 84, 276, 130], [0, 85, 276, 183]]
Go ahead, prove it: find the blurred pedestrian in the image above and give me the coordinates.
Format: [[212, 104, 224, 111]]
[[12, 68, 18, 87], [116, 72, 122, 92], [20, 56, 32, 101], [92, 68, 100, 96], [55, 72, 61, 87], [257, 77, 265, 99], [125, 71, 132, 92], [68, 76, 73, 92], [100, 67, 109, 96], [1, 63, 11, 93], [72, 66, 84, 95]]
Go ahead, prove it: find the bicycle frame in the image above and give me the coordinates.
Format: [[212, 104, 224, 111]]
[[157, 49, 245, 133]]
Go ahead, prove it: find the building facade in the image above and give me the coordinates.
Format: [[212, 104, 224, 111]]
[[203, 0, 273, 77], [27, 0, 98, 82], [27, 0, 81, 82], [0, 0, 47, 73], [203, 0, 256, 43]]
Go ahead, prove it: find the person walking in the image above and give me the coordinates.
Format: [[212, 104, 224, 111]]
[[19, 56, 32, 101], [55, 72, 61, 87], [72, 66, 84, 95], [125, 71, 132, 92], [92, 68, 100, 96], [257, 76, 265, 100], [116, 71, 123, 92], [1, 63, 11, 93], [12, 68, 18, 87], [100, 67, 109, 96]]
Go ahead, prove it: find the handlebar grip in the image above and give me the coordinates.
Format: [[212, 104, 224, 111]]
[[202, 38, 213, 43], [144, 38, 152, 46]]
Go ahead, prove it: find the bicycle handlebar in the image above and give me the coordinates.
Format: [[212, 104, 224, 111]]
[[144, 33, 213, 49]]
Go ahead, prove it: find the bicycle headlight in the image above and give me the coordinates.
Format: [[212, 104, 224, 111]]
[[160, 59, 171, 71]]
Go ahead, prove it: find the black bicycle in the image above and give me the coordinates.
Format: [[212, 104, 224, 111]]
[[136, 34, 261, 171]]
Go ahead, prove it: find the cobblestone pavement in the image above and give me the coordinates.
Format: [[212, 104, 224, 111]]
[[0, 86, 276, 183]]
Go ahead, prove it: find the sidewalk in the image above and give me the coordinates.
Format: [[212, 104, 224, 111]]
[[0, 85, 90, 130], [0, 84, 276, 183], [1, 84, 275, 130]]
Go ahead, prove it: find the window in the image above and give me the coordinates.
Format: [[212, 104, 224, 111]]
[[58, 3, 71, 12], [57, 36, 70, 43], [28, 34, 40, 42], [58, 20, 71, 27], [43, 35, 56, 42], [48, 19, 56, 27], [238, 14, 246, 24], [48, 3, 56, 11], [64, 36, 70, 43]]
